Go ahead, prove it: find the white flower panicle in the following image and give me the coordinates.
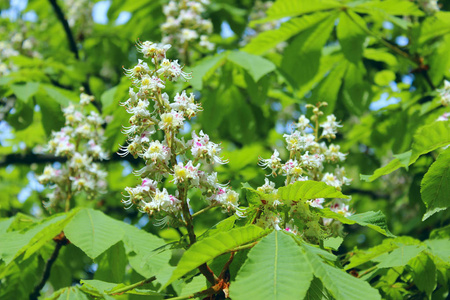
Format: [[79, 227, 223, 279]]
[[437, 80, 450, 107], [120, 40, 241, 226], [256, 102, 353, 238], [38, 93, 108, 210], [161, 0, 215, 57]]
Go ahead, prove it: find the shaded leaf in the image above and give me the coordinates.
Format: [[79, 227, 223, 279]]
[[420, 147, 450, 220], [227, 51, 276, 82]]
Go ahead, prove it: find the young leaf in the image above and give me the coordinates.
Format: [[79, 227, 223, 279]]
[[229, 231, 314, 300], [360, 151, 411, 182], [354, 0, 424, 16], [47, 286, 90, 300], [11, 82, 40, 102], [64, 208, 125, 259], [162, 225, 268, 289], [319, 209, 395, 237], [420, 148, 450, 220], [277, 180, 349, 202], [410, 121, 450, 165]]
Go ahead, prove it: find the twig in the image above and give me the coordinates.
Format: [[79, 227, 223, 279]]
[[223, 241, 258, 254], [29, 241, 63, 300], [165, 285, 218, 300], [0, 152, 141, 168], [48, 0, 79, 59], [108, 276, 157, 296], [218, 252, 235, 280], [192, 204, 216, 218], [344, 9, 436, 91]]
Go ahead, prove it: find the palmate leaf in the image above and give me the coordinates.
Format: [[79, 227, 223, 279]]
[[229, 231, 314, 300], [47, 286, 90, 300], [243, 12, 330, 55], [303, 245, 381, 300], [121, 222, 171, 281], [230, 232, 380, 300], [64, 208, 125, 259], [337, 10, 366, 64], [410, 121, 450, 165], [361, 121, 450, 182], [421, 147, 450, 220], [354, 0, 424, 16], [161, 225, 268, 289], [0, 209, 78, 266], [374, 244, 426, 268], [408, 252, 437, 296], [80, 279, 165, 297], [227, 51, 276, 82], [345, 236, 421, 270], [319, 209, 394, 237], [256, 0, 341, 23], [277, 180, 349, 202]]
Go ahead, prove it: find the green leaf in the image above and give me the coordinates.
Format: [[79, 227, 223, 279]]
[[374, 70, 396, 86], [354, 0, 424, 16], [341, 61, 370, 116], [277, 180, 349, 202], [36, 96, 65, 136], [374, 244, 426, 268], [11, 82, 40, 101], [281, 14, 336, 88], [42, 84, 76, 106], [305, 277, 330, 300], [47, 286, 90, 300], [261, 0, 341, 22], [122, 223, 171, 280], [227, 51, 276, 82], [0, 211, 77, 265], [100, 86, 118, 110], [6, 97, 34, 130], [81, 279, 165, 296], [303, 245, 381, 300], [409, 252, 437, 296], [162, 225, 268, 289], [319, 209, 395, 237], [244, 13, 330, 55], [418, 11, 450, 44], [345, 237, 421, 270], [410, 121, 450, 165], [360, 151, 411, 182], [189, 52, 227, 90], [425, 239, 450, 264], [229, 231, 314, 300], [421, 148, 450, 220], [337, 11, 366, 63], [94, 241, 127, 283], [323, 237, 343, 251], [64, 208, 125, 259], [363, 48, 398, 66]]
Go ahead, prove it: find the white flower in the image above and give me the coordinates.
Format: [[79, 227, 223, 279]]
[[295, 115, 310, 130], [438, 80, 450, 106], [170, 91, 201, 118], [307, 198, 325, 209], [173, 161, 200, 186], [159, 110, 185, 130], [258, 149, 282, 172], [437, 112, 450, 121], [320, 114, 342, 138], [257, 178, 277, 194], [325, 144, 346, 162], [143, 140, 171, 163], [300, 152, 324, 170]]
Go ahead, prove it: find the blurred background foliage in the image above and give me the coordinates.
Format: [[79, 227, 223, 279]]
[[1, 0, 450, 299]]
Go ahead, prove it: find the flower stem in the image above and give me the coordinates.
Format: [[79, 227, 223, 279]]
[[108, 276, 157, 296]]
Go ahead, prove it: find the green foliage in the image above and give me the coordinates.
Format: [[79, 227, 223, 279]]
[[277, 180, 349, 202], [421, 148, 450, 220]]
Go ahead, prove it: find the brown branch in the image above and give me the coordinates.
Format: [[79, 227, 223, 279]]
[[29, 234, 69, 300], [0, 152, 141, 168], [48, 0, 79, 59]]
